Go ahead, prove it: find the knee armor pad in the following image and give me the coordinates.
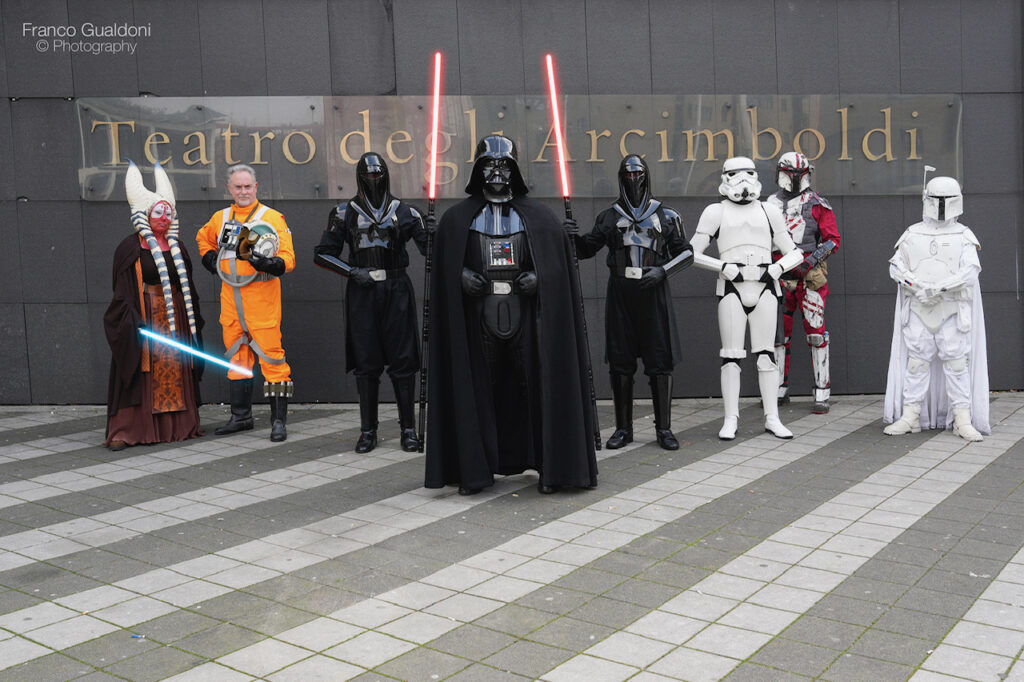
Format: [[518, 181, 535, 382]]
[[755, 350, 778, 372], [907, 356, 930, 375], [944, 356, 968, 374], [806, 333, 826, 348]]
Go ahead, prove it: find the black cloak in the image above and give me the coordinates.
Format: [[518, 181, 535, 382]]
[[104, 235, 204, 421], [425, 195, 598, 491]]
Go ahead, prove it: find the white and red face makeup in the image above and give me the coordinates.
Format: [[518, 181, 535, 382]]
[[149, 200, 174, 235]]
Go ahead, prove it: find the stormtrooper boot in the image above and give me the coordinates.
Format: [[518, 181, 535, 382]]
[[719, 363, 741, 440], [760, 365, 793, 439]]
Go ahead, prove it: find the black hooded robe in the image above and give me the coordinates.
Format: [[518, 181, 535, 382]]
[[425, 195, 598, 491]]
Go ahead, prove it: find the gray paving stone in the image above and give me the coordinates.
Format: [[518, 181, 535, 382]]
[[61, 630, 162, 667], [871, 607, 957, 641], [429, 624, 517, 660], [374, 645, 470, 681], [620, 535, 682, 560], [550, 567, 627, 595], [231, 603, 313, 636], [807, 595, 888, 626], [445, 662, 530, 680], [872, 543, 944, 568], [524, 616, 615, 652], [724, 661, 815, 681], [134, 610, 220, 642], [915, 569, 993, 598], [102, 645, 206, 682], [173, 621, 265, 658], [602, 579, 684, 609], [780, 615, 866, 651], [820, 652, 915, 681], [831, 576, 910, 605], [286, 585, 363, 616], [568, 596, 650, 630], [635, 561, 711, 590], [472, 604, 554, 637], [667, 545, 736, 571], [585, 551, 657, 576], [482, 640, 574, 679], [848, 628, 932, 666], [514, 586, 592, 615], [893, 587, 977, 618], [750, 638, 839, 677], [0, 652, 96, 681], [851, 558, 930, 586]]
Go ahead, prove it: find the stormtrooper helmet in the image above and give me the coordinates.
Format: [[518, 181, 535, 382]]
[[719, 156, 761, 204]]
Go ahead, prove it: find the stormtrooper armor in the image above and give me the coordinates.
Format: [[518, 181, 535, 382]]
[[767, 152, 841, 414], [883, 175, 989, 441], [692, 157, 804, 440]]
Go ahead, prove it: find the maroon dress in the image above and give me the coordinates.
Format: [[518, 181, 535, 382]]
[[104, 235, 205, 446]]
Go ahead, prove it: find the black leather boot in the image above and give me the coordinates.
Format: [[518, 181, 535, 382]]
[[650, 374, 679, 450], [606, 373, 634, 449], [269, 397, 288, 442], [355, 375, 379, 453], [215, 379, 254, 435], [392, 376, 420, 452]]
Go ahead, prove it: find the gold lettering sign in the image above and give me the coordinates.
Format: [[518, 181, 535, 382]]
[[76, 95, 961, 201]]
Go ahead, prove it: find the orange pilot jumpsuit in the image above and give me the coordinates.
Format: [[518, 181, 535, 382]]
[[196, 202, 295, 386]]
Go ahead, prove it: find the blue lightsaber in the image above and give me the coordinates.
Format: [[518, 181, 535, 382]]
[[139, 328, 253, 378]]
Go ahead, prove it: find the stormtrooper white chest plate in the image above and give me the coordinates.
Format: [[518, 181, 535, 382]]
[[716, 201, 773, 265]]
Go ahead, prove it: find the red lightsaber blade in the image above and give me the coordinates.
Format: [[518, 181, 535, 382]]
[[545, 53, 571, 215], [428, 51, 442, 206], [544, 53, 600, 450], [419, 51, 443, 453]]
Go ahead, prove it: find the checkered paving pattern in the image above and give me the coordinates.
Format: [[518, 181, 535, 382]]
[[0, 395, 1023, 681]]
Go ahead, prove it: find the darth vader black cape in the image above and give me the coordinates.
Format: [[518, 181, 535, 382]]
[[425, 195, 598, 491]]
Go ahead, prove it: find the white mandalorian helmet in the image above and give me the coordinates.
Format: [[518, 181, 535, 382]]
[[776, 151, 813, 194], [719, 156, 761, 204], [923, 176, 963, 222]]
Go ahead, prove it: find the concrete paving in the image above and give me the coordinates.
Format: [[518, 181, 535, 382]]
[[0, 395, 1022, 681]]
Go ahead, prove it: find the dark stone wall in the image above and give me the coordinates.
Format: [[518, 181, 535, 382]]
[[2, 0, 1021, 404]]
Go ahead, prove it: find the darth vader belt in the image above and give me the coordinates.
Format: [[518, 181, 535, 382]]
[[490, 281, 513, 295], [624, 266, 643, 280]]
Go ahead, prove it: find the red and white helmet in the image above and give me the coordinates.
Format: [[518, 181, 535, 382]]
[[776, 152, 813, 193]]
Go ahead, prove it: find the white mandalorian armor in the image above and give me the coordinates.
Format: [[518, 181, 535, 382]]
[[884, 174, 988, 442]]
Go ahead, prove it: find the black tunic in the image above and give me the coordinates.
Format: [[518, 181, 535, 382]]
[[576, 205, 689, 375], [425, 195, 598, 491], [314, 202, 427, 377]]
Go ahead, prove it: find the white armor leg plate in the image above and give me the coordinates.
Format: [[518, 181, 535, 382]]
[[807, 332, 830, 407]]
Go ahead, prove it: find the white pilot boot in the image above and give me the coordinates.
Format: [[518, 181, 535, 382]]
[[719, 363, 741, 440], [952, 408, 983, 442], [884, 403, 921, 435]]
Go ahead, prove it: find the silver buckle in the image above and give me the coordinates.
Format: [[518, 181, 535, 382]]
[[624, 266, 643, 280], [369, 269, 387, 282], [491, 281, 513, 295]]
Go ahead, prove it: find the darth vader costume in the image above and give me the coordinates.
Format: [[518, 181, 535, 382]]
[[425, 135, 598, 495], [314, 152, 427, 453], [575, 155, 693, 450]]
